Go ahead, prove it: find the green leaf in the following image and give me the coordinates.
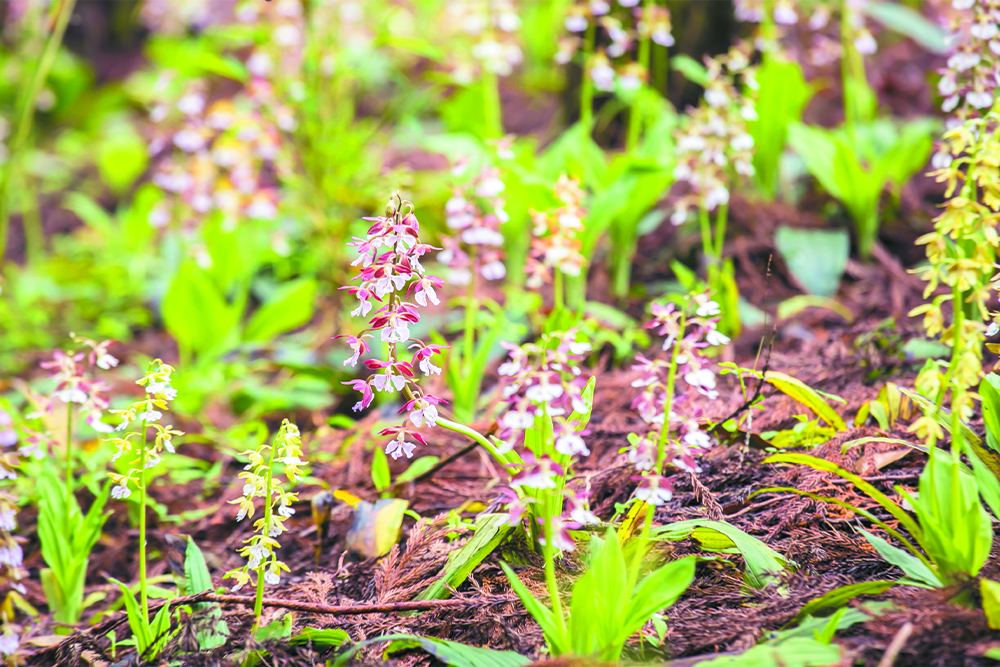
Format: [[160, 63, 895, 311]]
[[651, 520, 789, 590], [255, 613, 294, 641], [345, 499, 408, 558], [980, 374, 1000, 453], [789, 581, 896, 626], [418, 514, 514, 601], [110, 579, 153, 655], [774, 226, 849, 298], [290, 627, 350, 648], [183, 539, 213, 595], [334, 634, 529, 667], [64, 193, 114, 235], [618, 556, 695, 646], [395, 456, 440, 485], [864, 1, 949, 53], [749, 56, 814, 199], [858, 529, 942, 588], [371, 447, 391, 493], [763, 371, 847, 430], [162, 260, 239, 357], [982, 580, 1000, 630], [670, 54, 709, 87], [696, 637, 841, 667], [762, 454, 924, 545], [500, 562, 569, 655], [777, 295, 854, 323], [244, 278, 318, 342], [96, 119, 148, 194]]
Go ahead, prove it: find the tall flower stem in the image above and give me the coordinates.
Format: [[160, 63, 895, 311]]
[[626, 0, 655, 152], [543, 515, 567, 638], [64, 402, 73, 534], [0, 0, 77, 267], [628, 308, 687, 588], [714, 202, 729, 260], [579, 22, 596, 130], [699, 207, 714, 261], [463, 267, 478, 375], [253, 441, 277, 625], [137, 419, 149, 618]]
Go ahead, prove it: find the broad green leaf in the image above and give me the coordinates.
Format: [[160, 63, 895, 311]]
[[97, 119, 148, 194], [418, 514, 514, 601], [568, 569, 599, 657], [110, 579, 153, 655], [336, 634, 529, 667], [162, 260, 239, 357], [980, 374, 1000, 453], [859, 529, 941, 588], [774, 226, 850, 298], [255, 612, 294, 641], [394, 456, 440, 485], [777, 295, 854, 323], [63, 193, 114, 235], [981, 579, 1000, 630], [763, 372, 847, 430], [697, 637, 841, 666], [244, 278, 318, 342], [652, 520, 789, 590], [290, 627, 350, 648], [788, 581, 896, 626], [183, 539, 213, 595], [750, 56, 813, 199], [670, 54, 709, 86], [864, 2, 949, 53], [345, 499, 408, 558], [371, 446, 391, 492], [618, 556, 695, 645]]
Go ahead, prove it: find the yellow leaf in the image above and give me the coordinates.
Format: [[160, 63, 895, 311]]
[[764, 371, 847, 430]]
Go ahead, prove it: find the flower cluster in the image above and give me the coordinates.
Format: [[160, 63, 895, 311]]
[[225, 419, 303, 592], [937, 0, 1000, 117], [671, 43, 757, 225], [495, 329, 597, 550], [340, 194, 449, 460], [558, 0, 673, 92], [909, 13, 999, 441], [0, 487, 24, 661], [438, 165, 509, 285], [29, 338, 117, 435], [106, 360, 183, 498], [627, 294, 730, 505], [526, 175, 588, 289], [442, 0, 524, 82]]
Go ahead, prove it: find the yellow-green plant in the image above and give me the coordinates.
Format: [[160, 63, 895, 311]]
[[224, 419, 304, 626], [106, 360, 183, 618]]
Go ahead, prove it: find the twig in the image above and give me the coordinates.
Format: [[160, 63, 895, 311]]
[[878, 622, 914, 667], [200, 593, 465, 616]]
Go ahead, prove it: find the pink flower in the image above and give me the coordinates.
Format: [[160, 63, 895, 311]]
[[342, 379, 374, 412], [510, 454, 564, 490], [333, 334, 371, 367], [536, 514, 580, 552]]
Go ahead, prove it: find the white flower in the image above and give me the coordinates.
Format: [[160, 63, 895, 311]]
[[351, 299, 373, 318], [177, 93, 205, 116], [138, 409, 163, 423], [502, 410, 535, 430], [590, 0, 610, 15], [481, 260, 507, 281], [967, 90, 994, 109], [854, 31, 877, 55], [684, 368, 718, 399], [652, 29, 674, 47], [173, 129, 205, 152], [111, 484, 131, 500], [96, 353, 119, 370], [931, 151, 953, 170], [386, 438, 416, 460], [565, 15, 588, 32], [953, 0, 974, 8], [618, 74, 643, 91], [590, 64, 616, 91], [618, 0, 640, 6], [696, 300, 721, 317], [264, 566, 280, 585], [706, 329, 730, 346], [971, 20, 998, 40], [0, 544, 22, 567], [988, 322, 1000, 337], [247, 51, 273, 77], [0, 633, 18, 657], [683, 429, 711, 449], [773, 3, 797, 24], [277, 502, 295, 517], [704, 87, 730, 108], [705, 185, 729, 210], [555, 433, 590, 456], [247, 544, 269, 570], [475, 177, 506, 198], [525, 381, 564, 403], [419, 357, 442, 376], [409, 403, 439, 428], [635, 480, 672, 505], [58, 387, 88, 404], [731, 133, 754, 151], [0, 507, 16, 532]]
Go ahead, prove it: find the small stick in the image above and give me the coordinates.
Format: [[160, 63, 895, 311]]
[[877, 622, 914, 667], [201, 593, 465, 616]]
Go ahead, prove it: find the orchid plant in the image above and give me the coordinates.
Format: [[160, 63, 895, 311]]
[[106, 359, 182, 618], [225, 419, 304, 625]]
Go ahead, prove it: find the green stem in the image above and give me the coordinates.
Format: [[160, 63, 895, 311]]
[[64, 401, 73, 533], [463, 268, 477, 375], [253, 442, 277, 624], [137, 419, 149, 618], [699, 206, 713, 262], [435, 416, 511, 465], [543, 514, 568, 643], [0, 0, 77, 267], [553, 269, 564, 311], [713, 202, 728, 260], [579, 22, 596, 130], [482, 64, 503, 140], [948, 285, 965, 456], [626, 0, 654, 152]]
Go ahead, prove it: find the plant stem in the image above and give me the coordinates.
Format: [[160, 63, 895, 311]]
[[713, 202, 728, 260], [0, 0, 77, 267], [699, 206, 714, 262], [542, 515, 567, 641], [948, 284, 965, 455], [463, 268, 477, 375], [137, 419, 149, 618], [64, 401, 73, 534], [626, 0, 655, 152], [553, 269, 564, 311], [435, 416, 511, 465], [579, 22, 596, 130], [254, 441, 277, 625]]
